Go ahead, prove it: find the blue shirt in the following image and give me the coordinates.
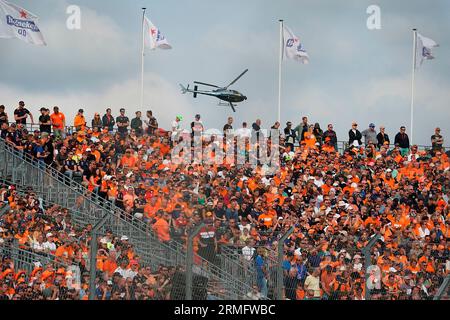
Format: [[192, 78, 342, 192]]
[[282, 260, 291, 272], [297, 264, 307, 280], [255, 255, 265, 278]]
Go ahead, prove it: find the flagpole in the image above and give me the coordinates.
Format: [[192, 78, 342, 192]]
[[410, 28, 417, 145], [140, 8, 146, 110], [278, 19, 283, 124]]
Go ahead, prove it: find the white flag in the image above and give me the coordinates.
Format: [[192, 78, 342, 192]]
[[143, 16, 171, 50], [283, 25, 309, 64], [0, 0, 46, 46], [415, 33, 438, 68]]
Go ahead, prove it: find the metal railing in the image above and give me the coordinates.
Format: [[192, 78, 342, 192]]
[[5, 121, 446, 154], [434, 275, 450, 300], [0, 240, 72, 274], [0, 139, 182, 267]]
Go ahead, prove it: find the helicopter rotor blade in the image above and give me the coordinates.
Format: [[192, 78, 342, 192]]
[[225, 69, 248, 89], [193, 81, 220, 88]]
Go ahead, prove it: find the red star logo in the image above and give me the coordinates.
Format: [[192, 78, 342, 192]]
[[150, 28, 156, 36], [19, 10, 28, 18]]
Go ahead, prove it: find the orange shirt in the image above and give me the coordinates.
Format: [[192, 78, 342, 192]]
[[144, 202, 160, 219], [120, 155, 137, 168], [152, 218, 170, 242], [321, 184, 331, 195], [258, 213, 274, 227], [364, 216, 380, 227], [55, 245, 74, 259], [74, 115, 86, 129], [50, 112, 65, 129]]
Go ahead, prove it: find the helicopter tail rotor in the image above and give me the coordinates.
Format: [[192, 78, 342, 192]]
[[193, 85, 198, 98], [179, 84, 189, 94]]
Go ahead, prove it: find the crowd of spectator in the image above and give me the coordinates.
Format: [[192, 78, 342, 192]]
[[0, 100, 449, 300], [0, 186, 177, 300]]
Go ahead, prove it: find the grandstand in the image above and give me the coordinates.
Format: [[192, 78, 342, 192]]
[[0, 110, 449, 301]]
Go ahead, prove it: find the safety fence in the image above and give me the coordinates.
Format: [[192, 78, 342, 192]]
[[1, 136, 448, 300], [0, 240, 75, 275], [1, 186, 448, 301], [4, 122, 447, 156], [0, 138, 255, 299]]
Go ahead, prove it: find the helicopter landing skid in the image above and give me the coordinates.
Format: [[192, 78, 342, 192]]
[[218, 101, 236, 112]]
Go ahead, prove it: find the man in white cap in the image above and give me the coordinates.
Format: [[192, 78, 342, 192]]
[[43, 233, 57, 253]]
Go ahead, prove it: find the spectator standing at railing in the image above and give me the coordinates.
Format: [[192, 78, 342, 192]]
[[235, 122, 251, 139], [431, 127, 444, 152], [116, 108, 129, 137], [73, 109, 86, 132], [144, 110, 158, 135], [348, 122, 362, 147], [223, 116, 233, 135], [312, 123, 323, 147], [50, 106, 65, 139], [394, 126, 410, 156], [102, 108, 116, 132], [38, 108, 51, 134], [361, 123, 378, 146], [322, 124, 337, 151], [91, 113, 103, 131], [294, 116, 308, 143], [376, 125, 390, 149], [251, 119, 263, 142], [131, 111, 143, 137], [0, 105, 8, 127], [283, 121, 296, 152], [255, 247, 268, 299], [14, 101, 34, 125]]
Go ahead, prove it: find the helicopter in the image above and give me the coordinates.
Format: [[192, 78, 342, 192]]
[[180, 69, 248, 112]]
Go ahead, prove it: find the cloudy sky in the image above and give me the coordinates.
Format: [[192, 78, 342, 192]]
[[1, 0, 449, 146]]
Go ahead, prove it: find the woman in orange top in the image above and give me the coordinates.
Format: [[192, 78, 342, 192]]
[[303, 126, 317, 149], [73, 109, 86, 131]]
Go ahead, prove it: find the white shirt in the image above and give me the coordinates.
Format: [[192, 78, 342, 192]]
[[261, 176, 271, 186], [304, 275, 321, 297], [171, 120, 180, 131], [114, 267, 137, 280], [43, 241, 57, 252], [417, 226, 430, 238], [31, 241, 45, 252], [171, 120, 181, 138], [235, 127, 251, 139], [246, 291, 262, 300], [314, 178, 324, 188], [407, 153, 419, 162], [353, 262, 363, 272], [242, 246, 256, 261], [239, 224, 251, 233], [352, 129, 360, 146]]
